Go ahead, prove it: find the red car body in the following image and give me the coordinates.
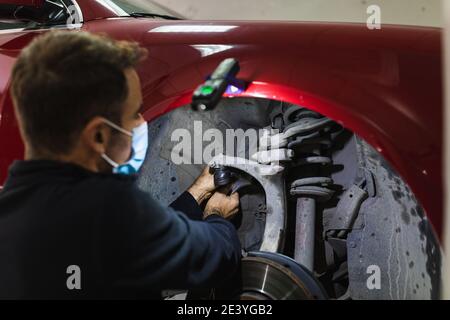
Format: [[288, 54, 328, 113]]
[[0, 1, 443, 238]]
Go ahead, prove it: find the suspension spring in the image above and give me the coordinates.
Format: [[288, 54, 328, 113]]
[[274, 106, 337, 271]]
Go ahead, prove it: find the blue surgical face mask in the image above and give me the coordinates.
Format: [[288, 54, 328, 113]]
[[101, 119, 148, 175]]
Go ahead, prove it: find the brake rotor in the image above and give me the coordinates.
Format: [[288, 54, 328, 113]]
[[238, 252, 328, 300]]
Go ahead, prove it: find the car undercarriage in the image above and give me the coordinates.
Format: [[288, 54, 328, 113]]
[[139, 97, 441, 300]]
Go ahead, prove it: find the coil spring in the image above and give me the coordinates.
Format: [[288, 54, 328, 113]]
[[271, 105, 336, 200]]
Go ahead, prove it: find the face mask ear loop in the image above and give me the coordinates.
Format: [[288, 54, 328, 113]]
[[102, 119, 133, 137], [101, 153, 120, 168], [100, 119, 133, 169]]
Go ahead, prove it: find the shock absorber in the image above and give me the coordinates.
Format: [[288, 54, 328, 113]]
[[249, 104, 338, 262], [282, 106, 336, 272], [290, 177, 334, 271]]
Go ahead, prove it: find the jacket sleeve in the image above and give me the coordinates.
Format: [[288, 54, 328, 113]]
[[169, 191, 203, 221], [103, 181, 241, 294]]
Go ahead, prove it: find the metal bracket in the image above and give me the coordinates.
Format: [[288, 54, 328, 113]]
[[260, 117, 334, 149], [325, 184, 368, 238], [210, 154, 287, 253]]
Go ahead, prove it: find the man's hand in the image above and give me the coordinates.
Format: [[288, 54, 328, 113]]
[[187, 166, 216, 205], [204, 190, 239, 220]]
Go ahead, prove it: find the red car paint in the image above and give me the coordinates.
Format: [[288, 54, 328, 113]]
[[0, 5, 443, 238]]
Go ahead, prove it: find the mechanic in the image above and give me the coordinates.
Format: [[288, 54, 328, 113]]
[[0, 31, 241, 299]]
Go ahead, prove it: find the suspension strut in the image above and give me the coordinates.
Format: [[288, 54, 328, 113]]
[[282, 106, 336, 271]]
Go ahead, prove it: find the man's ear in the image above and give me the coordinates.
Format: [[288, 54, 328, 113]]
[[81, 117, 111, 154]]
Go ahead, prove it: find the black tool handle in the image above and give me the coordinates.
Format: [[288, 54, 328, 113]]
[[213, 165, 234, 188]]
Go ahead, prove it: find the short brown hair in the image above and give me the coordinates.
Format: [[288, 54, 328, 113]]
[[11, 30, 147, 154]]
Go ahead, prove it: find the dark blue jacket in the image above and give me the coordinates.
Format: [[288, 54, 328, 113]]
[[0, 160, 241, 299]]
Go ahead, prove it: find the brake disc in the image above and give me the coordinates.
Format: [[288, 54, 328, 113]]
[[238, 252, 328, 300]]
